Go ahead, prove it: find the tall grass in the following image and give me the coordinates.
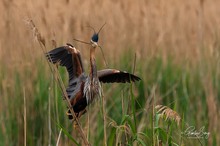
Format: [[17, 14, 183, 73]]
[[0, 0, 220, 145], [0, 49, 220, 145]]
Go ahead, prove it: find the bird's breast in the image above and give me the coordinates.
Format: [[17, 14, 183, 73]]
[[83, 77, 102, 104]]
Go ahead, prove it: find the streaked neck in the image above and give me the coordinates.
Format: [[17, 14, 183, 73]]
[[90, 47, 97, 79]]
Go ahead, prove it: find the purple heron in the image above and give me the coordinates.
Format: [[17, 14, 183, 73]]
[[46, 33, 141, 119]]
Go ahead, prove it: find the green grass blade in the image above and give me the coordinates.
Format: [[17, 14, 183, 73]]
[[56, 123, 79, 146]]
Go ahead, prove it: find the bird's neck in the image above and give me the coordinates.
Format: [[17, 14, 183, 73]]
[[90, 47, 97, 79]]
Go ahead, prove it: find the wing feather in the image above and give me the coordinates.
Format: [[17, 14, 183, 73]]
[[46, 44, 85, 99], [98, 69, 141, 83]]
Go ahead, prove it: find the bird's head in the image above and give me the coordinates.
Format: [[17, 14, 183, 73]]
[[90, 23, 106, 48], [91, 33, 99, 43], [90, 33, 99, 48]]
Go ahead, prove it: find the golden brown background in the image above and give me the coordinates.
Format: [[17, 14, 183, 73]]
[[0, 0, 220, 145]]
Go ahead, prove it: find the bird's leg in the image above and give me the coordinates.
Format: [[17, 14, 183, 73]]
[[73, 119, 79, 129], [66, 109, 73, 119], [73, 109, 86, 128]]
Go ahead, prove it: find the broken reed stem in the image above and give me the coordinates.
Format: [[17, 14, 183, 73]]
[[98, 45, 108, 68], [27, 19, 90, 146], [56, 129, 62, 146]]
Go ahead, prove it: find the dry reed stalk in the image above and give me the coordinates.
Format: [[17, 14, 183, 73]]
[[136, 85, 156, 137], [203, 77, 218, 146], [101, 90, 107, 146], [86, 105, 90, 142], [121, 90, 129, 144], [155, 105, 181, 126], [27, 19, 90, 146], [48, 87, 52, 146], [109, 121, 131, 145], [56, 129, 62, 146], [152, 86, 155, 146], [23, 87, 26, 146], [133, 53, 137, 74], [51, 39, 61, 125], [155, 105, 181, 145], [198, 0, 204, 48]]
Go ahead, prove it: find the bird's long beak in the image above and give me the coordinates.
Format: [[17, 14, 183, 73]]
[[90, 40, 98, 48]]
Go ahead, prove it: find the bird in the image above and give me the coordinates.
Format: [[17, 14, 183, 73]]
[[46, 32, 141, 120]]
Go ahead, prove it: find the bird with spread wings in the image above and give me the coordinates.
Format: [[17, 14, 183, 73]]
[[46, 31, 141, 119]]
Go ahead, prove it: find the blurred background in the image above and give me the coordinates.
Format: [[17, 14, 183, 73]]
[[0, 0, 220, 145]]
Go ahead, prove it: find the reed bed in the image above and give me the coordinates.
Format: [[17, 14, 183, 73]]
[[0, 0, 220, 145]]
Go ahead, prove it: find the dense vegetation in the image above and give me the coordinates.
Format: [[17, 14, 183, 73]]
[[0, 0, 219, 145]]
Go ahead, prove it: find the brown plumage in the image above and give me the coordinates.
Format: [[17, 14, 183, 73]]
[[46, 41, 140, 119]]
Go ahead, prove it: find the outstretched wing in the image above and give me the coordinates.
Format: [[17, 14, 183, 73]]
[[46, 44, 85, 98], [98, 69, 141, 83], [46, 44, 84, 81]]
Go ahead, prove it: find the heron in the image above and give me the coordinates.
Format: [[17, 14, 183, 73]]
[[46, 30, 141, 119]]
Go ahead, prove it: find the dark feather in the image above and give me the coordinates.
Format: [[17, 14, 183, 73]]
[[46, 45, 140, 120], [46, 45, 85, 99], [98, 69, 141, 83]]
